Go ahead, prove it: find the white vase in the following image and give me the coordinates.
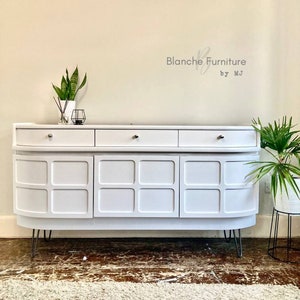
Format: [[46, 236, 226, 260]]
[[58, 100, 76, 124]]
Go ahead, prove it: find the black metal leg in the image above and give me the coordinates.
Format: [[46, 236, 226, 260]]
[[273, 211, 280, 254], [268, 208, 283, 260], [31, 229, 40, 258], [223, 229, 243, 257], [268, 208, 279, 259], [287, 214, 292, 261], [31, 229, 53, 257], [233, 229, 242, 258], [44, 230, 52, 242], [268, 208, 276, 256], [223, 230, 232, 242]]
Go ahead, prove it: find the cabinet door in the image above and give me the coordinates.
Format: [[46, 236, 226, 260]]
[[94, 155, 179, 217], [14, 154, 93, 218], [180, 154, 259, 218]]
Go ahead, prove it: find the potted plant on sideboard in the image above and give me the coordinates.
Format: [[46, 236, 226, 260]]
[[246, 116, 300, 201], [52, 66, 87, 124]]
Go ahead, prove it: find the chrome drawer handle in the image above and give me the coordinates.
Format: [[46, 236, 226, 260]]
[[217, 135, 224, 140], [47, 133, 53, 138], [132, 134, 139, 139]]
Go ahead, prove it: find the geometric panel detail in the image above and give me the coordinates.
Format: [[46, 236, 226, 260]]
[[98, 188, 134, 213], [52, 161, 89, 185], [224, 161, 251, 185], [138, 188, 175, 212], [184, 161, 220, 185], [16, 187, 48, 213], [16, 159, 47, 185], [224, 189, 255, 213], [99, 160, 135, 184], [183, 189, 220, 213], [139, 161, 175, 184], [52, 189, 88, 214]]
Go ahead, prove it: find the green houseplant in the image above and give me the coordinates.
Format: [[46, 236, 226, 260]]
[[246, 116, 300, 200], [52, 67, 87, 123]]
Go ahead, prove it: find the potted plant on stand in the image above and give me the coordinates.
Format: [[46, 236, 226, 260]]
[[246, 116, 300, 262], [52, 67, 87, 124]]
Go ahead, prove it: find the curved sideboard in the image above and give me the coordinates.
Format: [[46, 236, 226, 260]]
[[12, 123, 260, 256]]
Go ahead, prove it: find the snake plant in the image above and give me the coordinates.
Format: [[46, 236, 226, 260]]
[[52, 67, 87, 100], [246, 116, 300, 200]]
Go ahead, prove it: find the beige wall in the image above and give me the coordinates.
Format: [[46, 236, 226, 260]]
[[0, 0, 300, 237]]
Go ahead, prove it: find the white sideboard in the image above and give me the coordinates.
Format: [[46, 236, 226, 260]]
[[12, 123, 260, 255]]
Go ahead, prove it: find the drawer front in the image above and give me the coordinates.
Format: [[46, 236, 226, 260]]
[[179, 130, 257, 147], [96, 130, 178, 147], [16, 129, 95, 146]]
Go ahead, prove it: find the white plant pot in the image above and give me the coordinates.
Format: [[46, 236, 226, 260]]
[[274, 177, 300, 213], [59, 100, 76, 124]]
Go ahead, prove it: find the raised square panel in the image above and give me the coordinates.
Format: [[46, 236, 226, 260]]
[[15, 187, 48, 213], [98, 160, 135, 184], [183, 189, 220, 213], [138, 189, 175, 213], [98, 188, 134, 212], [184, 161, 220, 185], [16, 159, 47, 185], [52, 161, 89, 185], [224, 189, 256, 213], [224, 161, 251, 185], [52, 190, 88, 214], [139, 161, 175, 184]]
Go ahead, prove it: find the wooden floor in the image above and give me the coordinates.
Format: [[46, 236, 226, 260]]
[[0, 237, 299, 286]]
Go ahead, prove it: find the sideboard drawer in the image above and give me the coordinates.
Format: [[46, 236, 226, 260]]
[[16, 129, 95, 147], [179, 130, 257, 147], [96, 130, 178, 147]]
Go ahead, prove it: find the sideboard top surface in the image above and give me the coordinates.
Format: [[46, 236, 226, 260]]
[[13, 123, 254, 130]]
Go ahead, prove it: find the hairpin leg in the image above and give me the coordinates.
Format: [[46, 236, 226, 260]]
[[224, 229, 243, 257], [233, 229, 243, 258], [31, 229, 40, 258], [31, 229, 53, 257], [44, 230, 52, 242], [224, 230, 232, 242]]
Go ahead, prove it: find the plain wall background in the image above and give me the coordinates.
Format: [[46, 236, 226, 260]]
[[1, 0, 300, 237]]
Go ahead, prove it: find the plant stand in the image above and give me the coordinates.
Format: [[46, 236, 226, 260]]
[[268, 207, 300, 263]]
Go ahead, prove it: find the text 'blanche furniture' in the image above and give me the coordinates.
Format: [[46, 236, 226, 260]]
[[12, 124, 260, 257]]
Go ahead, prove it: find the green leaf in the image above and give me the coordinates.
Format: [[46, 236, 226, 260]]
[[247, 116, 300, 200], [60, 76, 68, 99], [77, 73, 87, 91], [69, 67, 79, 100], [73, 73, 87, 99], [52, 84, 65, 100]]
